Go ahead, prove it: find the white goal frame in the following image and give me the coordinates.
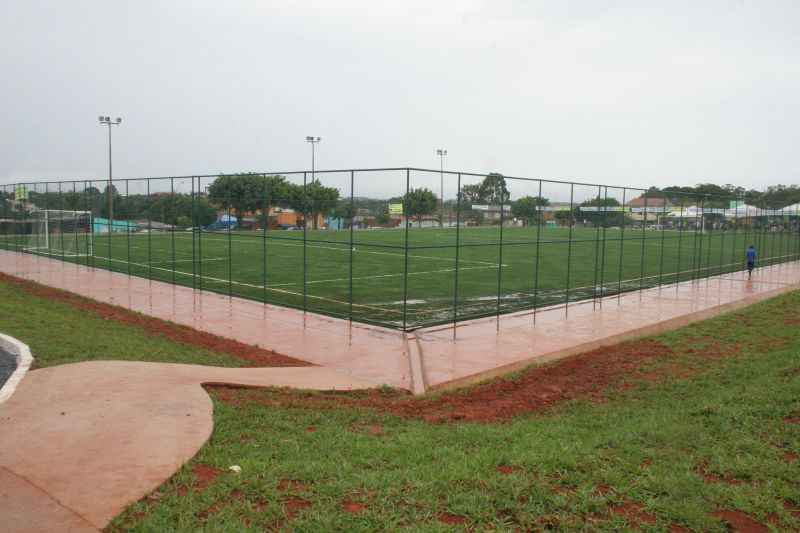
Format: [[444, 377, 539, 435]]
[[23, 209, 94, 257]]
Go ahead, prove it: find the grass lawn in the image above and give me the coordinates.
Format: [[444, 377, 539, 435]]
[[2, 224, 798, 329], [0, 276, 251, 368], [87, 290, 800, 531]]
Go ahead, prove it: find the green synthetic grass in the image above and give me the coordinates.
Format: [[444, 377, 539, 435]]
[[107, 291, 800, 532], [2, 225, 799, 328], [0, 278, 245, 368]]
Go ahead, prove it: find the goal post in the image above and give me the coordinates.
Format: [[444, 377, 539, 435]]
[[23, 209, 94, 257]]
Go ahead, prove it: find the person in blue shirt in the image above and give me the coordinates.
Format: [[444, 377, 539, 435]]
[[746, 245, 757, 278]]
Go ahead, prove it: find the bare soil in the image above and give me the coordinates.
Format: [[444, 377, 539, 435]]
[[710, 510, 768, 533]]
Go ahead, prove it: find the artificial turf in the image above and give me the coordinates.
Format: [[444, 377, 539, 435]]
[[2, 224, 798, 329]]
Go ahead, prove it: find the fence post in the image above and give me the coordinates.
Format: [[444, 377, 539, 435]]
[[532, 179, 544, 325], [495, 184, 506, 329], [638, 190, 648, 296], [171, 177, 176, 285], [262, 175, 269, 305], [658, 197, 667, 290], [452, 172, 462, 337], [591, 185, 602, 310], [303, 171, 308, 314], [564, 183, 575, 316], [598, 186, 609, 308], [349, 170, 355, 322], [402, 169, 410, 331], [126, 180, 131, 276], [617, 188, 627, 304]]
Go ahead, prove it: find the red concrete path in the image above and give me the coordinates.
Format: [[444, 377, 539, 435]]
[[1, 250, 798, 393], [0, 361, 374, 532]]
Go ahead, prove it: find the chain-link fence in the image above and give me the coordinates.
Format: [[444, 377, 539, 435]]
[[2, 168, 799, 331]]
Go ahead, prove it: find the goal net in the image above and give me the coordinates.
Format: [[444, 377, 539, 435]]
[[23, 209, 94, 257]]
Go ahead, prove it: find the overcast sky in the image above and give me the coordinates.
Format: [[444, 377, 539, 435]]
[[1, 0, 798, 195]]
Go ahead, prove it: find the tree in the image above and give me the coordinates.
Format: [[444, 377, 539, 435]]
[[479, 173, 510, 205], [576, 197, 623, 227], [287, 181, 340, 229], [207, 174, 266, 225], [511, 196, 550, 226], [459, 184, 483, 205], [403, 188, 438, 227]]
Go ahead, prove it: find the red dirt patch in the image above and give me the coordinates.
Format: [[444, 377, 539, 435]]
[[193, 464, 223, 490], [784, 416, 800, 424], [784, 451, 799, 463], [695, 460, 745, 485], [496, 465, 519, 475], [592, 484, 614, 497], [277, 479, 307, 492], [784, 500, 800, 520], [438, 512, 466, 525], [283, 497, 311, 519], [342, 500, 367, 514], [211, 338, 676, 423], [0, 272, 309, 368], [609, 501, 657, 527], [710, 510, 768, 532], [668, 525, 690, 533]]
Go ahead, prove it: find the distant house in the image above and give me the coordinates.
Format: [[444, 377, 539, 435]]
[[626, 196, 672, 223]]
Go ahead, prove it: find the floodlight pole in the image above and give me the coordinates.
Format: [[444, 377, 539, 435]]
[[305, 136, 321, 183], [436, 148, 447, 227], [98, 116, 122, 223]]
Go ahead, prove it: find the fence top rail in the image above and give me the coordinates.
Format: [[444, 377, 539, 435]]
[[0, 167, 788, 204]]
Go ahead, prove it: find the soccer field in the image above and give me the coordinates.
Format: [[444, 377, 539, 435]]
[[3, 224, 798, 329]]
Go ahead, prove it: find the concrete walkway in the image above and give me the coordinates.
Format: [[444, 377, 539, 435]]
[[0, 361, 374, 532], [1, 250, 799, 393]]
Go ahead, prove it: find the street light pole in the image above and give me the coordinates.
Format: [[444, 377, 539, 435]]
[[98, 115, 122, 223], [436, 148, 447, 227], [305, 136, 322, 182]]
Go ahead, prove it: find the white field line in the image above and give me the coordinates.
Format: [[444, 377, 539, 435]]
[[149, 257, 228, 265], [268, 264, 499, 288], [92, 254, 403, 315], [118, 232, 505, 267]]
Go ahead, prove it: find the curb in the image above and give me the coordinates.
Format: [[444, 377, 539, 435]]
[[0, 333, 33, 405]]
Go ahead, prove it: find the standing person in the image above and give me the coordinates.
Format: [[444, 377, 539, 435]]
[[746, 244, 757, 279]]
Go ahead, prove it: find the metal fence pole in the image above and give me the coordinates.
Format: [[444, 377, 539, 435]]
[[452, 172, 462, 337], [564, 183, 575, 316], [191, 177, 197, 289], [349, 170, 355, 322], [638, 191, 648, 296], [617, 188, 627, 304], [303, 171, 308, 313], [227, 177, 233, 297], [171, 177, 176, 285], [657, 200, 667, 289], [598, 186, 609, 308], [126, 180, 131, 276], [591, 185, 602, 310], [262, 175, 268, 304], [402, 169, 411, 331], [495, 187, 506, 329], [147, 178, 153, 281], [532, 180, 543, 325]]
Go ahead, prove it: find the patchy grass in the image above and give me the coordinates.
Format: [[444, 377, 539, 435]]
[[0, 277, 247, 368], [109, 290, 800, 532]]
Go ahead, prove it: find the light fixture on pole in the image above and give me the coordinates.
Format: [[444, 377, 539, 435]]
[[98, 115, 122, 223], [436, 148, 447, 227], [305, 136, 322, 182]]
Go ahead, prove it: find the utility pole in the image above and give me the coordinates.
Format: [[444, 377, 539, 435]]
[[305, 136, 322, 182], [98, 116, 122, 223], [436, 148, 447, 227]]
